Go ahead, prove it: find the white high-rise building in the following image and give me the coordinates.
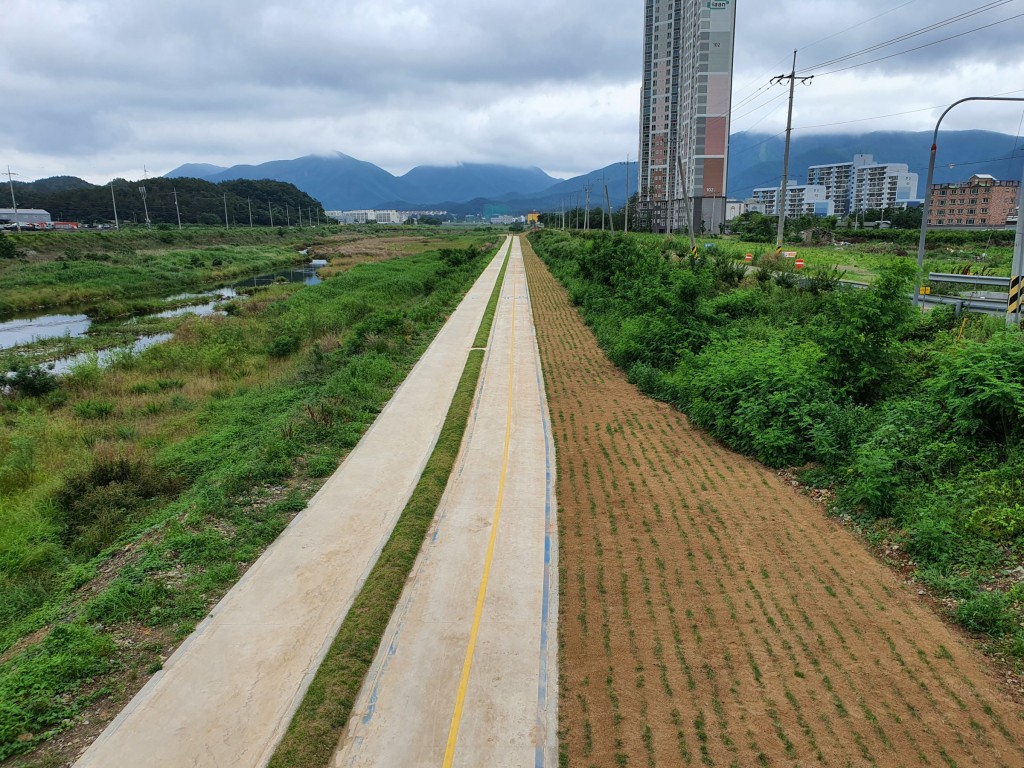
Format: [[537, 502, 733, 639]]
[[638, 0, 737, 235], [807, 155, 918, 215]]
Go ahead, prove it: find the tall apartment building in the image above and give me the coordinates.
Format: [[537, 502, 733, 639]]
[[805, 154, 917, 215], [928, 174, 1021, 226], [750, 184, 834, 218], [638, 0, 736, 235]]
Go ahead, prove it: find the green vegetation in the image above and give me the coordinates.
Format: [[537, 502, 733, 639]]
[[0, 231, 495, 761], [0, 227, 341, 315], [10, 177, 325, 228], [531, 229, 1024, 658], [268, 241, 508, 768]]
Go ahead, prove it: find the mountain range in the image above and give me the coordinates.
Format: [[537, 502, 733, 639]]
[[158, 129, 1020, 214]]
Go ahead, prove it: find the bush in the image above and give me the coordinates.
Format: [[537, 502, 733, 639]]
[[6, 363, 58, 397], [684, 336, 836, 467], [955, 591, 1016, 637], [0, 233, 16, 259], [55, 450, 179, 556]]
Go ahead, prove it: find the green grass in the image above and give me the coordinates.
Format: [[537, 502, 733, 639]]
[[0, 232, 498, 761], [268, 239, 511, 768], [473, 238, 512, 348]]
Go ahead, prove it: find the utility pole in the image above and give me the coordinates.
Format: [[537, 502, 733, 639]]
[[624, 154, 629, 234], [604, 182, 614, 232], [6, 166, 21, 232], [223, 193, 229, 229], [771, 50, 813, 250], [172, 188, 182, 229], [584, 185, 592, 231], [675, 154, 697, 253], [138, 185, 151, 229], [248, 198, 253, 228], [110, 181, 119, 230], [286, 205, 290, 227], [269, 201, 274, 227]]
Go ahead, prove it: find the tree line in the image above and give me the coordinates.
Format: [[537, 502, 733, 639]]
[[9, 176, 328, 227]]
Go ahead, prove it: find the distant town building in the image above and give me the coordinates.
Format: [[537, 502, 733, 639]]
[[928, 174, 1020, 227], [749, 184, 834, 218], [0, 208, 52, 226], [806, 155, 917, 215], [725, 200, 747, 221], [489, 214, 526, 226], [329, 209, 410, 225], [527, 211, 541, 224], [638, 0, 737, 234]]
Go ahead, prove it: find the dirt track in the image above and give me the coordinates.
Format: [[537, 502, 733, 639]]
[[523, 237, 1024, 767]]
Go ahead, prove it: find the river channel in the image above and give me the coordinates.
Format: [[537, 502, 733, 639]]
[[1, 264, 322, 371]]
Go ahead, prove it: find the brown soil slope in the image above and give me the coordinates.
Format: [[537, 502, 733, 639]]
[[522, 237, 1024, 768]]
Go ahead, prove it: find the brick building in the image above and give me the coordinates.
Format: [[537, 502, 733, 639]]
[[928, 174, 1020, 226]]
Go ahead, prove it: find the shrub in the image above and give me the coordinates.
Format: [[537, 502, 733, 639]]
[[6, 363, 58, 397], [55, 449, 179, 556], [955, 591, 1016, 637], [268, 334, 300, 358], [684, 336, 836, 467]]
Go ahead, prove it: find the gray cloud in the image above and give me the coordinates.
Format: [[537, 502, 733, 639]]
[[2, 0, 1022, 184]]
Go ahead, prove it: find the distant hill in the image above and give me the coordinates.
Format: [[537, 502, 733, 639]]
[[165, 163, 227, 179], [10, 177, 324, 226], [12, 176, 94, 194], [159, 129, 1023, 214]]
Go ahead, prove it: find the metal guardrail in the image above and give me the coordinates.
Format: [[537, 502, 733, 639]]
[[928, 272, 1010, 288], [918, 294, 1008, 314]]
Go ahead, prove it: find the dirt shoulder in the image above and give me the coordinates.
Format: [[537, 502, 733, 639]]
[[522, 237, 1024, 767]]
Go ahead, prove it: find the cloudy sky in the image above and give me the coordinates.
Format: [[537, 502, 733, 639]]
[[3, 0, 1024, 184]]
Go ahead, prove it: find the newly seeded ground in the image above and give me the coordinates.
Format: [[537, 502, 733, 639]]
[[522, 237, 1024, 767]]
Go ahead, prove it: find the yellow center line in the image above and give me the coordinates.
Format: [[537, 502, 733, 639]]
[[442, 240, 518, 767]]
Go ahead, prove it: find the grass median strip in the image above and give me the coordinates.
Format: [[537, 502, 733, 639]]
[[267, 242, 511, 768], [473, 238, 512, 349]]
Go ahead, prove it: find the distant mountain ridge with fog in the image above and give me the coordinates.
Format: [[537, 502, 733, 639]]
[[18, 130, 1018, 219]]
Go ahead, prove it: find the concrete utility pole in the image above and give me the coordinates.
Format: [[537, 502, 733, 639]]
[[139, 185, 151, 229], [172, 188, 182, 229], [248, 198, 253, 228], [675, 154, 697, 253], [624, 154, 629, 234], [269, 202, 274, 227], [223, 193, 229, 229], [584, 185, 592, 231], [771, 50, 813, 250], [6, 166, 21, 232], [110, 181, 119, 230], [604, 182, 614, 232]]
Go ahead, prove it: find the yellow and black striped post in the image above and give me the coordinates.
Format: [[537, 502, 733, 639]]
[[1007, 275, 1024, 321], [691, 246, 698, 258]]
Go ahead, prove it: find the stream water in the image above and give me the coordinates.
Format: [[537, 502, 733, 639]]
[[2, 264, 322, 373]]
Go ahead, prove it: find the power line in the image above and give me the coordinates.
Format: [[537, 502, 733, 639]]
[[798, 0, 1016, 74], [810, 9, 1024, 78]]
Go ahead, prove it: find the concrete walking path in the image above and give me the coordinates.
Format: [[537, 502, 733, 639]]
[[74, 237, 513, 768], [333, 236, 559, 768]]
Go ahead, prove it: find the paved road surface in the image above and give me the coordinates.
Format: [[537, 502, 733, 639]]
[[333, 236, 559, 768], [74, 237, 512, 768]]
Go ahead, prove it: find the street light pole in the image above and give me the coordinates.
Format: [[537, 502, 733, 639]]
[[915, 96, 1024, 305]]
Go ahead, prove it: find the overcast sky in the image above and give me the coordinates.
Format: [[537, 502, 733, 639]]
[[3, 0, 1024, 184]]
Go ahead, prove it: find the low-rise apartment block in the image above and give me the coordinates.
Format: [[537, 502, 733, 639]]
[[927, 174, 1020, 226]]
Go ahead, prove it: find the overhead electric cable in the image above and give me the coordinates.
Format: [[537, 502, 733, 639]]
[[811, 10, 1024, 77], [798, 0, 1015, 73]]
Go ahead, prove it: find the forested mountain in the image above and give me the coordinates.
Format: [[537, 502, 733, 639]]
[[9, 177, 325, 226], [161, 129, 1022, 214]]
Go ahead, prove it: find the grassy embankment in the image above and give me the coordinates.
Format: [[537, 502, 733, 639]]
[[0, 229, 499, 764], [624, 228, 1015, 283], [530, 229, 1024, 664], [267, 238, 512, 768]]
